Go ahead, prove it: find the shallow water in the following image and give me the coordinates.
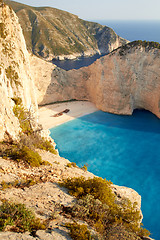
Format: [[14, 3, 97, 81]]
[[50, 110, 160, 239]]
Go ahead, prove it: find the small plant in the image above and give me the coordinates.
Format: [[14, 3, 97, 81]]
[[11, 97, 22, 105], [19, 134, 57, 155], [0, 22, 7, 39], [61, 177, 114, 204], [13, 104, 33, 135], [0, 200, 46, 233], [5, 66, 20, 86], [0, 179, 38, 190], [9, 145, 44, 167], [34, 137, 57, 155], [81, 164, 88, 171], [65, 222, 92, 240], [0, 140, 51, 167], [61, 177, 150, 239], [66, 162, 77, 168], [54, 161, 60, 164]]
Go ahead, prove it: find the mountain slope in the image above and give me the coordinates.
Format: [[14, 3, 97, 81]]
[[4, 0, 128, 60]]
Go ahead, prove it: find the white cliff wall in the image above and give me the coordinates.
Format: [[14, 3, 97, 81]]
[[0, 4, 37, 140]]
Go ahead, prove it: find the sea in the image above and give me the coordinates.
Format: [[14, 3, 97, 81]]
[[50, 21, 160, 239], [97, 20, 160, 43]]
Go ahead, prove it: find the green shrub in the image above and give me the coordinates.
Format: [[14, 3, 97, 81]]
[[66, 162, 77, 168], [1, 179, 38, 190], [10, 145, 43, 167], [13, 104, 33, 135], [34, 137, 57, 155], [0, 140, 51, 167], [0, 23, 7, 39], [65, 222, 92, 240], [11, 97, 22, 105], [19, 134, 57, 155], [70, 195, 110, 226], [81, 164, 88, 171], [61, 177, 150, 239], [61, 177, 114, 205], [104, 223, 142, 240], [0, 200, 46, 233], [1, 103, 57, 167], [54, 161, 60, 164]]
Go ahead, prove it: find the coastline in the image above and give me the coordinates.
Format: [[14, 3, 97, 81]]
[[37, 101, 154, 240], [38, 101, 98, 130]]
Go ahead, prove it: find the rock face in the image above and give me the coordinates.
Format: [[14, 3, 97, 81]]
[[4, 0, 128, 60], [0, 4, 37, 141], [34, 43, 160, 118]]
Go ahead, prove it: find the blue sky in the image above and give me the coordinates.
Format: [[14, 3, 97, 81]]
[[14, 0, 160, 20]]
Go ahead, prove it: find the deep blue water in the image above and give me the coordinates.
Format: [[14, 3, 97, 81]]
[[50, 110, 160, 239], [97, 20, 160, 43]]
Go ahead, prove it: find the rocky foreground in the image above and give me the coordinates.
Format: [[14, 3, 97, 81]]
[[0, 149, 149, 240]]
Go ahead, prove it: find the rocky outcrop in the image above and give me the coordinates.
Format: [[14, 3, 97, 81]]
[[34, 42, 160, 118], [0, 151, 143, 240], [0, 4, 37, 141], [4, 0, 128, 60]]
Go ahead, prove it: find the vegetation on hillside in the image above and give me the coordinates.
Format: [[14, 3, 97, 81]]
[[4, 0, 127, 59], [61, 177, 150, 240], [65, 223, 93, 240], [114, 40, 160, 56], [0, 200, 46, 233], [0, 23, 7, 39], [1, 179, 39, 190], [0, 99, 57, 167]]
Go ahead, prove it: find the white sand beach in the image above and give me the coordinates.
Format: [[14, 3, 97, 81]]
[[38, 101, 98, 129]]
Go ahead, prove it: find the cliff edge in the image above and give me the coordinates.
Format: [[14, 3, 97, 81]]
[[0, 3, 37, 141], [34, 41, 160, 119]]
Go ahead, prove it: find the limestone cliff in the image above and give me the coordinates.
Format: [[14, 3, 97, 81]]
[[4, 0, 128, 60], [33, 41, 160, 118], [0, 3, 37, 141], [0, 5, 153, 239]]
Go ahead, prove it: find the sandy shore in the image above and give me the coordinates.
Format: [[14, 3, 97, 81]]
[[38, 101, 98, 129]]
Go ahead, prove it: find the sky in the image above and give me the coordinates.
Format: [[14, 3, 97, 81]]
[[14, 0, 160, 21]]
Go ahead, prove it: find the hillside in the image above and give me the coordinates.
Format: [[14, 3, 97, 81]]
[[4, 0, 128, 60]]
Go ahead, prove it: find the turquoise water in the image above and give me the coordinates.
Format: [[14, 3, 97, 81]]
[[50, 110, 160, 239]]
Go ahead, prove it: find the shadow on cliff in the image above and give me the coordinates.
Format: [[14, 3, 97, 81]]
[[77, 109, 160, 134]]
